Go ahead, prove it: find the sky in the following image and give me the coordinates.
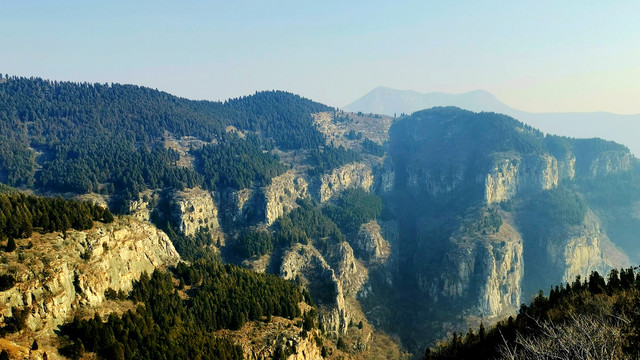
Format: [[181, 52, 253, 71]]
[[3, 1, 640, 114]]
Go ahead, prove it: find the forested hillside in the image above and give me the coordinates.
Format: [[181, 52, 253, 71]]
[[425, 267, 640, 359], [0, 75, 332, 201], [60, 263, 309, 360], [0, 193, 113, 242], [0, 74, 396, 359], [4, 75, 640, 359], [367, 106, 640, 354]]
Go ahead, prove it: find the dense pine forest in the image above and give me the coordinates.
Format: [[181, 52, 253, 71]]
[[61, 263, 310, 360], [0, 75, 336, 203], [5, 75, 640, 359], [425, 267, 640, 359], [0, 193, 113, 241]]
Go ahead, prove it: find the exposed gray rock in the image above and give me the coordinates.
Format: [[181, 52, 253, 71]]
[[354, 221, 391, 266], [313, 162, 374, 202], [0, 218, 180, 332], [263, 171, 309, 225], [171, 187, 220, 237]]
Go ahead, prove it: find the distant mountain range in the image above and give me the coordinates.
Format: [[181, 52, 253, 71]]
[[344, 86, 640, 156]]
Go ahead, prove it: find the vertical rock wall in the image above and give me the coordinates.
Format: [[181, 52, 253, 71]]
[[263, 171, 309, 225], [171, 187, 220, 237], [0, 218, 180, 332], [314, 162, 374, 202], [484, 153, 559, 204]]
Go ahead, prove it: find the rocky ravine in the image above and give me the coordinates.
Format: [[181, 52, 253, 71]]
[[424, 208, 524, 318], [378, 107, 636, 353]]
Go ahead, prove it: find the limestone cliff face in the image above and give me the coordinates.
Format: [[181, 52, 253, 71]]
[[424, 210, 523, 317], [354, 221, 391, 266], [557, 154, 576, 180], [223, 320, 323, 360], [247, 334, 322, 360], [220, 188, 258, 224], [379, 107, 640, 351], [545, 210, 620, 283], [484, 155, 519, 204], [314, 162, 374, 202], [280, 244, 348, 336], [375, 164, 395, 194], [280, 242, 367, 338], [283, 336, 323, 360], [519, 154, 558, 191], [484, 153, 558, 204], [126, 190, 160, 222], [0, 218, 180, 332], [263, 171, 309, 225], [588, 151, 633, 178], [324, 242, 368, 297], [406, 164, 465, 196], [171, 187, 220, 237]]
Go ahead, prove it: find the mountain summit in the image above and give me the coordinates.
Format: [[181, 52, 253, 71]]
[[344, 87, 640, 156], [343, 86, 515, 116]]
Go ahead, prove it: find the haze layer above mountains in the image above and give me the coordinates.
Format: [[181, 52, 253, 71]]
[[344, 86, 640, 156]]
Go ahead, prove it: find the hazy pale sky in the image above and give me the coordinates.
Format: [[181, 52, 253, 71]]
[[3, 1, 640, 114]]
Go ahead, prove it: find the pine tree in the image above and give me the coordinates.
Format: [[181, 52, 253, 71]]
[[6, 237, 16, 252], [479, 322, 486, 341]]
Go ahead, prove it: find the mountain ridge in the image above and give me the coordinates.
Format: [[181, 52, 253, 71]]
[[2, 74, 640, 358], [344, 86, 640, 156]]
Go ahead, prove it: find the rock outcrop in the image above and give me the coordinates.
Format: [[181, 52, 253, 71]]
[[484, 153, 558, 204], [425, 209, 523, 317], [546, 210, 626, 283], [127, 189, 159, 222], [375, 164, 395, 194], [587, 151, 633, 178], [354, 221, 391, 266], [406, 164, 465, 197], [324, 242, 368, 297], [0, 218, 180, 332], [280, 244, 348, 336], [221, 319, 323, 360], [280, 242, 367, 338], [263, 171, 309, 225], [484, 155, 519, 204], [171, 187, 221, 237], [220, 188, 259, 225], [314, 162, 374, 202], [557, 154, 576, 180]]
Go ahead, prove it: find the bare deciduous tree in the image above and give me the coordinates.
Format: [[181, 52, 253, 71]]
[[498, 312, 630, 360]]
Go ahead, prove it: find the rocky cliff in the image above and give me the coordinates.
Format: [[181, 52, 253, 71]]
[[279, 240, 370, 342], [354, 221, 391, 266], [280, 243, 351, 337], [382, 107, 637, 352], [484, 153, 558, 204], [0, 218, 180, 333], [220, 317, 323, 360], [263, 171, 309, 225], [126, 189, 159, 222], [406, 164, 466, 197], [220, 187, 258, 225], [587, 150, 633, 178], [545, 209, 628, 284], [170, 187, 221, 237], [314, 163, 374, 202], [424, 208, 523, 317]]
